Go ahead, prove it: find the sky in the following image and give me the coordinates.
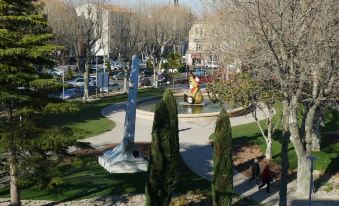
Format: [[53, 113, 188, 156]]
[[109, 0, 206, 14]]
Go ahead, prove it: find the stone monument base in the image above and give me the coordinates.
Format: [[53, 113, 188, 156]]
[[98, 140, 148, 173]]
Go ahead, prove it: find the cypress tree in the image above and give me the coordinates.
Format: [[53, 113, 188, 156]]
[[0, 1, 77, 205], [212, 109, 233, 206], [162, 89, 180, 187], [146, 97, 178, 206]]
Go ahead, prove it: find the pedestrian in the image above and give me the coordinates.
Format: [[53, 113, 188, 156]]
[[258, 165, 272, 193], [249, 158, 260, 185]]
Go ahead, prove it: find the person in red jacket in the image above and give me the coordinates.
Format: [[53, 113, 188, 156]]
[[258, 165, 272, 193]]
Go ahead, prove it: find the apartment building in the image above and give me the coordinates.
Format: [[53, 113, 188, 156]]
[[185, 22, 220, 68]]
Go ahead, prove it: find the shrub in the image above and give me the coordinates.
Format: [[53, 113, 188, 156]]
[[145, 92, 179, 206], [212, 109, 233, 206], [323, 182, 333, 192]]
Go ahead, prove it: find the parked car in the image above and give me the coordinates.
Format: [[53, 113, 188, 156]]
[[60, 87, 83, 99], [140, 69, 153, 77], [158, 73, 171, 85], [66, 77, 96, 87], [140, 78, 151, 86], [194, 68, 207, 77], [99, 83, 120, 92], [112, 72, 124, 80], [109, 60, 125, 70], [48, 87, 82, 100], [48, 68, 63, 77]]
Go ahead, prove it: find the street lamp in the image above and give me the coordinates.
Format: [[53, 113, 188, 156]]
[[57, 50, 65, 100], [96, 56, 98, 97], [307, 155, 318, 206]]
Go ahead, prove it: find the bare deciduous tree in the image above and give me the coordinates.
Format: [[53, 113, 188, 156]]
[[144, 5, 192, 87], [205, 0, 338, 199], [108, 8, 146, 91], [45, 0, 104, 101]]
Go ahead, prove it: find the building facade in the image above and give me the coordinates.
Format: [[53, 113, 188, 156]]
[[185, 22, 220, 69], [76, 3, 128, 58]]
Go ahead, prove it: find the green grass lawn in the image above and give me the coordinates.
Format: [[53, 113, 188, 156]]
[[38, 88, 165, 139], [1, 89, 336, 202], [230, 103, 339, 172], [0, 156, 210, 201]]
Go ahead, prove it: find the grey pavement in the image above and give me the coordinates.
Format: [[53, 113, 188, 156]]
[[83, 102, 338, 206]]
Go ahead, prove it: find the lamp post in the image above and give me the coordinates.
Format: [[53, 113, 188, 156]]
[[307, 155, 317, 206], [57, 50, 65, 100], [96, 56, 99, 97]]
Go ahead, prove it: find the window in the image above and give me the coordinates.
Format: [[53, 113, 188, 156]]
[[195, 27, 199, 35], [200, 28, 203, 36], [198, 43, 202, 50]]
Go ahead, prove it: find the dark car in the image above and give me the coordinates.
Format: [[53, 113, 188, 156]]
[[140, 69, 153, 77], [158, 73, 171, 85], [140, 78, 151, 86], [49, 87, 82, 100], [50, 86, 97, 100]]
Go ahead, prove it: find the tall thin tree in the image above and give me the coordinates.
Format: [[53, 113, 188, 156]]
[[212, 109, 233, 206]]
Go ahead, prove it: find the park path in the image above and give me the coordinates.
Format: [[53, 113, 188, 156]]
[[83, 102, 337, 206]]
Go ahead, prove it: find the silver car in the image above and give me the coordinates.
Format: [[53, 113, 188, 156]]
[[66, 77, 96, 87], [100, 83, 120, 92]]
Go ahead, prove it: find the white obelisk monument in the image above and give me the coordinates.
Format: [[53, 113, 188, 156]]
[[98, 55, 148, 173]]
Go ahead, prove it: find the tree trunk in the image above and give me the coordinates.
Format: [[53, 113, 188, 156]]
[[296, 156, 311, 195], [152, 57, 158, 88], [265, 105, 274, 160], [75, 56, 81, 75], [265, 138, 272, 160], [305, 105, 318, 156], [311, 130, 321, 152], [123, 66, 128, 92], [279, 100, 289, 206], [83, 64, 89, 101], [8, 147, 21, 206], [289, 101, 311, 196], [311, 109, 321, 151], [252, 104, 273, 160], [310, 72, 321, 151], [158, 59, 163, 79]]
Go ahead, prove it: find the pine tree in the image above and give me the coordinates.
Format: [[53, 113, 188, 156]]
[[212, 109, 233, 206], [0, 1, 77, 205], [146, 97, 178, 206]]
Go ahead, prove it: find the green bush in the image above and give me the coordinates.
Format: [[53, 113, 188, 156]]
[[47, 177, 64, 190], [212, 109, 233, 206], [323, 182, 333, 192], [145, 92, 179, 206]]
